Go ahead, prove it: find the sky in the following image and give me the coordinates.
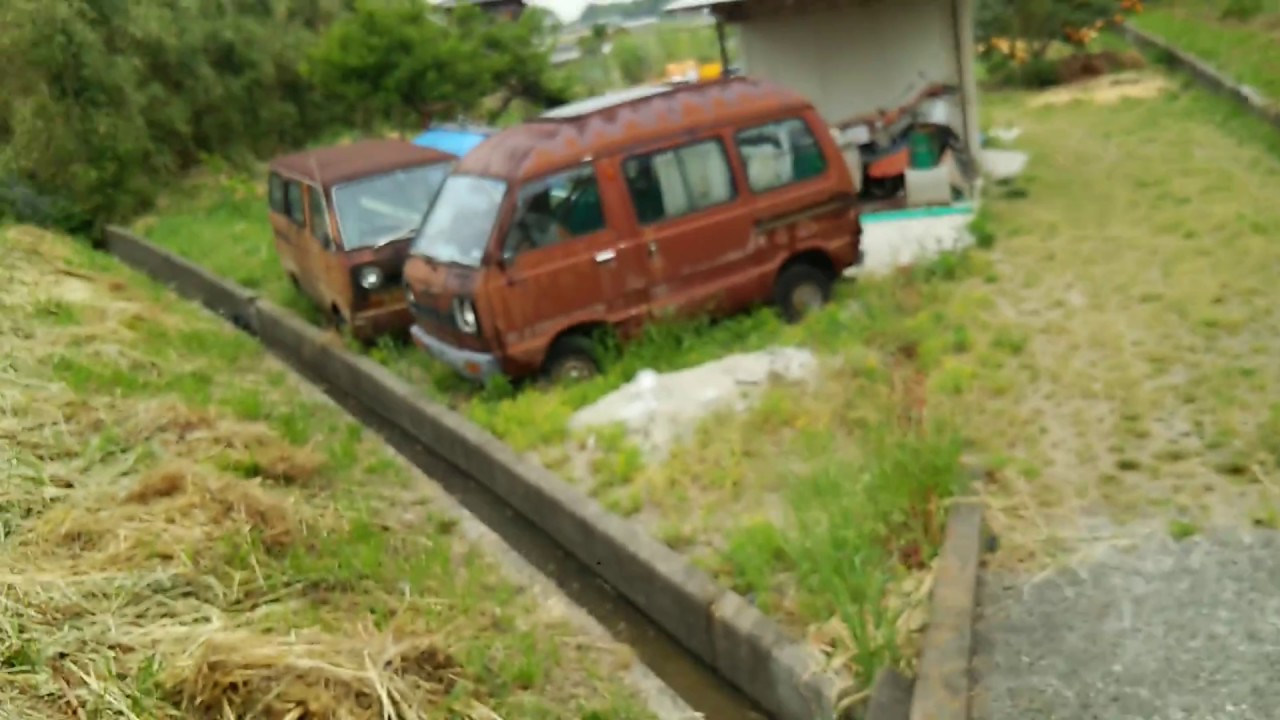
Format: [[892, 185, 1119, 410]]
[[530, 0, 591, 21]]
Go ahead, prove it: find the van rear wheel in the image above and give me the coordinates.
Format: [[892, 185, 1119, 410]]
[[544, 335, 601, 384], [774, 263, 832, 323], [330, 307, 348, 333]]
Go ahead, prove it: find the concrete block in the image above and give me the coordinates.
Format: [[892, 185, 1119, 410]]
[[102, 226, 258, 333], [908, 500, 983, 720], [712, 592, 843, 720], [866, 667, 914, 720], [1122, 24, 1280, 132]]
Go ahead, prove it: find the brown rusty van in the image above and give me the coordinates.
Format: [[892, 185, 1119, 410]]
[[267, 139, 456, 340], [403, 77, 863, 383]]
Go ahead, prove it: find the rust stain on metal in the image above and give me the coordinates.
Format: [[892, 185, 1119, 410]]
[[461, 78, 811, 180], [270, 139, 451, 187]]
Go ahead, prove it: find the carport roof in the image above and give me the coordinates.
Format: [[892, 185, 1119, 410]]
[[662, 0, 740, 12]]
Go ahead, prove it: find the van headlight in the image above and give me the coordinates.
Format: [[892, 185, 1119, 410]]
[[452, 297, 478, 334], [357, 266, 383, 290]]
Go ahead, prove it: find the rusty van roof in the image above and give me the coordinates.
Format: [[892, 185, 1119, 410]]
[[457, 77, 813, 180], [269, 139, 455, 188]]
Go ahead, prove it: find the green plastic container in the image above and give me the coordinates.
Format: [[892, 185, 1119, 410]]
[[908, 128, 940, 169]]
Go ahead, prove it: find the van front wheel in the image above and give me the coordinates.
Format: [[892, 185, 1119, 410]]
[[774, 263, 832, 323], [544, 335, 601, 384]]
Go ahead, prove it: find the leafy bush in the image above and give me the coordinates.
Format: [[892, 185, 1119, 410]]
[[0, 0, 353, 228], [0, 0, 569, 229], [611, 34, 656, 86], [306, 1, 572, 129], [1221, 0, 1265, 22]]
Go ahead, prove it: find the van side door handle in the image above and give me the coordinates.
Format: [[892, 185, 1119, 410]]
[[594, 249, 617, 264]]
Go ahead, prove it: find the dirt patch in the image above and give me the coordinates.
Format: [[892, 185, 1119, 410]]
[[1029, 71, 1172, 107], [1056, 50, 1148, 85]]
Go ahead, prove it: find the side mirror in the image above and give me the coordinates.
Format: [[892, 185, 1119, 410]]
[[500, 245, 518, 267]]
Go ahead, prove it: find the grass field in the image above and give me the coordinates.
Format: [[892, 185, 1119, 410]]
[[1134, 0, 1280, 99], [970, 69, 1280, 564], [0, 225, 651, 718]]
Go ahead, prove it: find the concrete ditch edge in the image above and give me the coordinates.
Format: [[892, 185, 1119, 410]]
[[1121, 23, 1280, 131], [908, 500, 984, 720], [99, 225, 853, 720]]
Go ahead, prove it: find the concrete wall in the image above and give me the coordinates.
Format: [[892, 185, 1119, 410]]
[[738, 0, 958, 121]]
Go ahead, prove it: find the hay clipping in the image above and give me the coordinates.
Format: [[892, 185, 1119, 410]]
[[1029, 70, 1172, 108]]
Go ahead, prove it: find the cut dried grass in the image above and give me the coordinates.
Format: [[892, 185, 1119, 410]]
[[173, 630, 467, 720], [0, 230, 483, 719]]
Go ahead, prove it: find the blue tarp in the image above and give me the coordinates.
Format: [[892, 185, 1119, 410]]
[[411, 127, 493, 157]]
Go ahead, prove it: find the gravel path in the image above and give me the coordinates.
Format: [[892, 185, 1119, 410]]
[[972, 528, 1280, 720]]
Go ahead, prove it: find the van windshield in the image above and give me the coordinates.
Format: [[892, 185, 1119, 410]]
[[411, 174, 507, 268], [332, 163, 452, 250]]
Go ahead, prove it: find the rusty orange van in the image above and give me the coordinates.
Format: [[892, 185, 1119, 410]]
[[267, 139, 456, 340], [404, 77, 863, 383]]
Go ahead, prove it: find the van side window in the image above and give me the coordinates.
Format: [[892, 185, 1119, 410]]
[[504, 165, 605, 257], [735, 117, 827, 194], [624, 139, 735, 225], [307, 185, 332, 248], [285, 180, 306, 227], [268, 173, 287, 214]]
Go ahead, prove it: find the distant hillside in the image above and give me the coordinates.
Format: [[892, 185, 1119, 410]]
[[577, 0, 667, 25]]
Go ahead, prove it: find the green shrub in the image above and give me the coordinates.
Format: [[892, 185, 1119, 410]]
[[1221, 0, 1265, 22]]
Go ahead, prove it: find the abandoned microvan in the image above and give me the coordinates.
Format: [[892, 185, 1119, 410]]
[[404, 77, 863, 383], [267, 139, 456, 340]]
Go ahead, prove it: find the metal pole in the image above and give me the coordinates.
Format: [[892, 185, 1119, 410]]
[[715, 17, 729, 78]]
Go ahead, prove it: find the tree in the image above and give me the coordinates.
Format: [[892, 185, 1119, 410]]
[[305, 0, 492, 130], [611, 34, 654, 86], [306, 1, 571, 129], [468, 6, 577, 119], [976, 0, 1143, 63], [0, 0, 352, 227]]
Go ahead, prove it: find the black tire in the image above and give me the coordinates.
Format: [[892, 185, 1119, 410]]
[[773, 263, 833, 323], [543, 334, 601, 384], [330, 306, 349, 332]]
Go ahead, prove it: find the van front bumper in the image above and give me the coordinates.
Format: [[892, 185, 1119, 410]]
[[352, 303, 413, 340], [409, 325, 501, 383]]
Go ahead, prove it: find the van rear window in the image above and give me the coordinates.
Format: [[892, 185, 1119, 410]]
[[623, 139, 735, 225], [735, 117, 827, 193], [268, 172, 287, 214], [285, 181, 306, 227]]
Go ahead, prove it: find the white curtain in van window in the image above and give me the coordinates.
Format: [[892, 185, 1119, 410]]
[[679, 142, 733, 208], [652, 151, 690, 216], [741, 125, 794, 191]]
